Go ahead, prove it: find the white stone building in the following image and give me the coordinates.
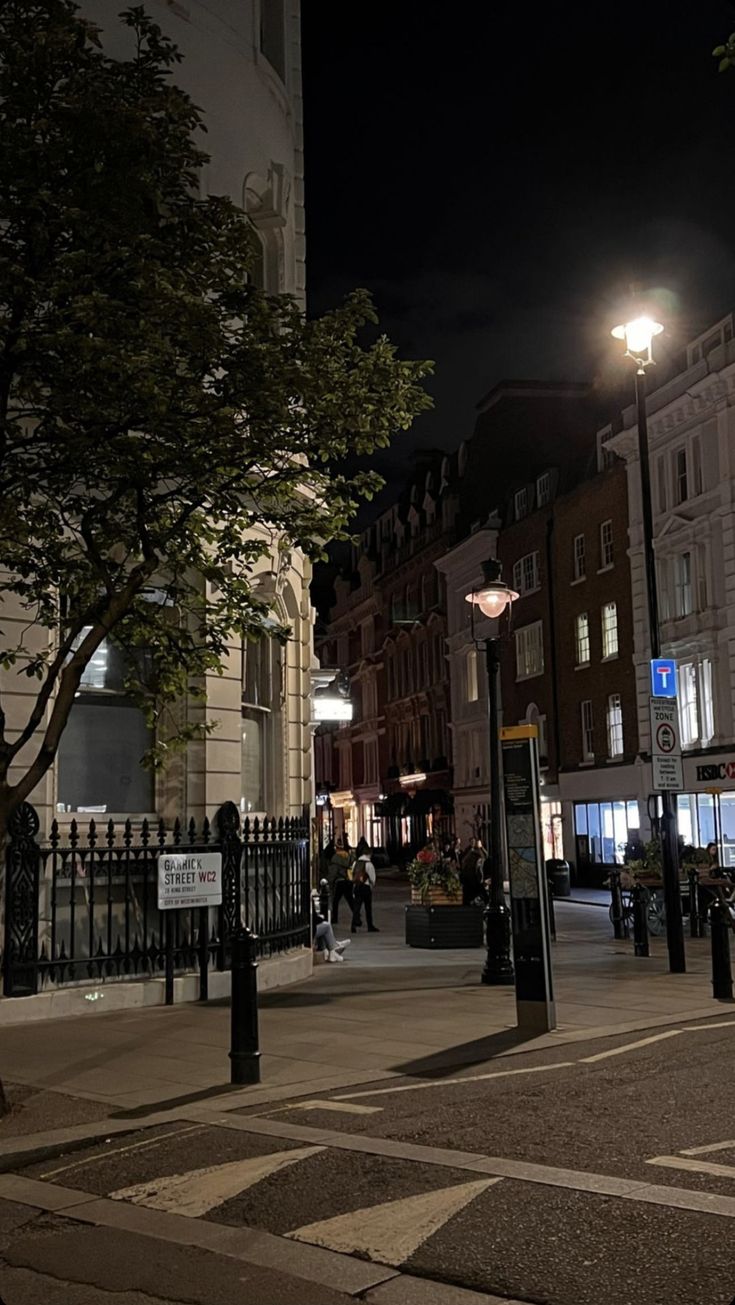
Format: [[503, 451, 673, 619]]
[[609, 311, 735, 858], [3, 0, 314, 834]]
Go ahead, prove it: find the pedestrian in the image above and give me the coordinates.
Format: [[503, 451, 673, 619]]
[[351, 841, 379, 933], [460, 836, 486, 906], [312, 893, 350, 963], [328, 838, 354, 924]]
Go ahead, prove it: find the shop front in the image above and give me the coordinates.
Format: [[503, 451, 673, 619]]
[[677, 752, 735, 869], [559, 761, 643, 886]]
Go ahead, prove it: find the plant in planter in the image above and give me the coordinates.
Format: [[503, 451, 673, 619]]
[[623, 837, 662, 885], [407, 845, 461, 905]]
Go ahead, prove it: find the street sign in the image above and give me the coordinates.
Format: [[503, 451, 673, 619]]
[[158, 852, 223, 910], [650, 658, 677, 699], [500, 724, 555, 1033], [649, 697, 683, 792]]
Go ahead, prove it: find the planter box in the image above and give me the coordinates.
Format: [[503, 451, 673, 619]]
[[405, 904, 484, 949], [410, 886, 461, 907]]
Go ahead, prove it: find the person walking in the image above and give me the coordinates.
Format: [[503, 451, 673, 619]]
[[351, 839, 379, 933], [459, 836, 486, 906], [328, 838, 354, 924]]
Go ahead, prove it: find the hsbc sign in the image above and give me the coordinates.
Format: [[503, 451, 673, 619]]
[[696, 761, 735, 783]]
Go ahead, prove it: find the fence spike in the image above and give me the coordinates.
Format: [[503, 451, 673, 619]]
[[173, 817, 181, 846], [203, 816, 210, 845], [124, 818, 132, 848], [106, 818, 115, 847], [188, 816, 196, 844], [141, 817, 150, 847], [49, 818, 60, 849], [69, 819, 78, 849], [157, 818, 166, 848]]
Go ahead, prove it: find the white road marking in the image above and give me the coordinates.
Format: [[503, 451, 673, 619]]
[[40, 1124, 205, 1180], [579, 1030, 682, 1063], [287, 1177, 499, 1266], [681, 1020, 735, 1032], [110, 1144, 324, 1217], [285, 1100, 383, 1116], [682, 1138, 735, 1156], [334, 1061, 574, 1101], [647, 1155, 735, 1181]]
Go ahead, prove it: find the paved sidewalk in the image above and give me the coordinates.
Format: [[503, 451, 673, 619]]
[[0, 885, 722, 1120]]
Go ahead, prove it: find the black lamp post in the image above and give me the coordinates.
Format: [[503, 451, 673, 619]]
[[466, 558, 519, 985], [611, 314, 686, 975]]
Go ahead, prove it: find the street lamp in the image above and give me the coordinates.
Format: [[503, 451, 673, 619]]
[[466, 558, 519, 984], [611, 313, 686, 973]]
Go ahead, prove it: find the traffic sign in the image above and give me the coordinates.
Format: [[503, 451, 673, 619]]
[[650, 658, 677, 699], [158, 851, 223, 910], [650, 696, 683, 792]]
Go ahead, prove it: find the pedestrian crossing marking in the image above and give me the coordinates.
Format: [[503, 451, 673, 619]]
[[682, 1138, 735, 1156], [647, 1154, 735, 1181], [286, 1177, 499, 1266], [110, 1144, 324, 1217], [285, 1100, 382, 1116]]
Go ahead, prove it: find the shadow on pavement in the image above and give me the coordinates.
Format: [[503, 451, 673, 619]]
[[392, 1026, 539, 1080]]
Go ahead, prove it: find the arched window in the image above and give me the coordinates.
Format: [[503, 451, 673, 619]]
[[241, 635, 283, 814]]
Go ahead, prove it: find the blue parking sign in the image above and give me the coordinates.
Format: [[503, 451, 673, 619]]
[[650, 658, 677, 698]]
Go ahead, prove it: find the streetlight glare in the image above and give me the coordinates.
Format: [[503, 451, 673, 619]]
[[611, 315, 664, 357], [465, 585, 518, 620]]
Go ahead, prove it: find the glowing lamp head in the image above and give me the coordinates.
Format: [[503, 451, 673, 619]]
[[611, 316, 663, 364], [465, 559, 518, 623]]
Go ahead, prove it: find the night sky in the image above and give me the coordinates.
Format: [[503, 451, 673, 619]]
[[302, 2, 735, 510]]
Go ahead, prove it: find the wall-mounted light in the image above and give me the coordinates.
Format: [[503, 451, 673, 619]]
[[399, 771, 427, 788]]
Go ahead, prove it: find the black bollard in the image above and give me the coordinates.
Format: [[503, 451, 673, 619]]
[[230, 927, 261, 1084], [319, 877, 330, 919], [632, 882, 650, 958], [609, 868, 626, 941], [482, 899, 515, 985], [688, 869, 703, 940], [710, 898, 734, 1002]]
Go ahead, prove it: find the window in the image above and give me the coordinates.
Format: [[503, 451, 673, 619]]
[[678, 660, 715, 746], [360, 621, 373, 656], [420, 714, 431, 763], [606, 694, 624, 758], [512, 551, 540, 596], [573, 533, 586, 581], [260, 0, 286, 80], [364, 740, 378, 785], [536, 472, 552, 506], [574, 800, 639, 864], [515, 621, 544, 680], [600, 520, 614, 569], [466, 648, 479, 702], [241, 636, 283, 814], [691, 434, 703, 496], [581, 700, 594, 761], [673, 552, 693, 618], [601, 602, 619, 658], [675, 447, 688, 504], [417, 641, 429, 687], [514, 487, 528, 520], [575, 613, 590, 666], [57, 634, 154, 814], [657, 455, 667, 514]]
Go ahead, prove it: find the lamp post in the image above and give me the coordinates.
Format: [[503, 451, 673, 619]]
[[466, 558, 519, 984], [611, 314, 686, 974]]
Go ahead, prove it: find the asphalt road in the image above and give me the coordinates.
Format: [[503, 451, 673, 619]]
[[6, 1013, 735, 1304]]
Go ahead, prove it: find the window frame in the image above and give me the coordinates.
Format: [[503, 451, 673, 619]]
[[536, 472, 552, 507], [515, 620, 544, 681], [581, 699, 594, 762], [601, 601, 619, 659], [514, 487, 528, 520], [575, 612, 590, 667], [606, 693, 624, 759], [573, 533, 586, 582], [599, 519, 614, 570]]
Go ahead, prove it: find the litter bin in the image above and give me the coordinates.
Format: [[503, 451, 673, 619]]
[[546, 858, 571, 897]]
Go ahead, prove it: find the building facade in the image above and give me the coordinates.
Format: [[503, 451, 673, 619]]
[[609, 311, 735, 864], [4, 0, 315, 835]]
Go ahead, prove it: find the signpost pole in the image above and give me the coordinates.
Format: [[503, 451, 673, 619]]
[[501, 724, 555, 1033], [164, 912, 175, 1007]]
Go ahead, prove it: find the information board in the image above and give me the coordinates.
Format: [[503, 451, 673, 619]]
[[500, 725, 556, 1033], [158, 852, 223, 910]]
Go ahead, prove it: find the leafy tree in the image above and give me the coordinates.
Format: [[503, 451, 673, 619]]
[[0, 1, 431, 840]]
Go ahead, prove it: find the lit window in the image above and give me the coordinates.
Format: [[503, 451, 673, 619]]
[[573, 534, 586, 581], [581, 700, 594, 761], [673, 552, 693, 618], [514, 487, 528, 520], [515, 621, 544, 680], [537, 472, 552, 506], [466, 648, 479, 702], [678, 660, 715, 746], [575, 613, 590, 666], [601, 602, 618, 658], [600, 519, 614, 569], [675, 448, 688, 504], [606, 694, 624, 758], [513, 551, 540, 596]]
